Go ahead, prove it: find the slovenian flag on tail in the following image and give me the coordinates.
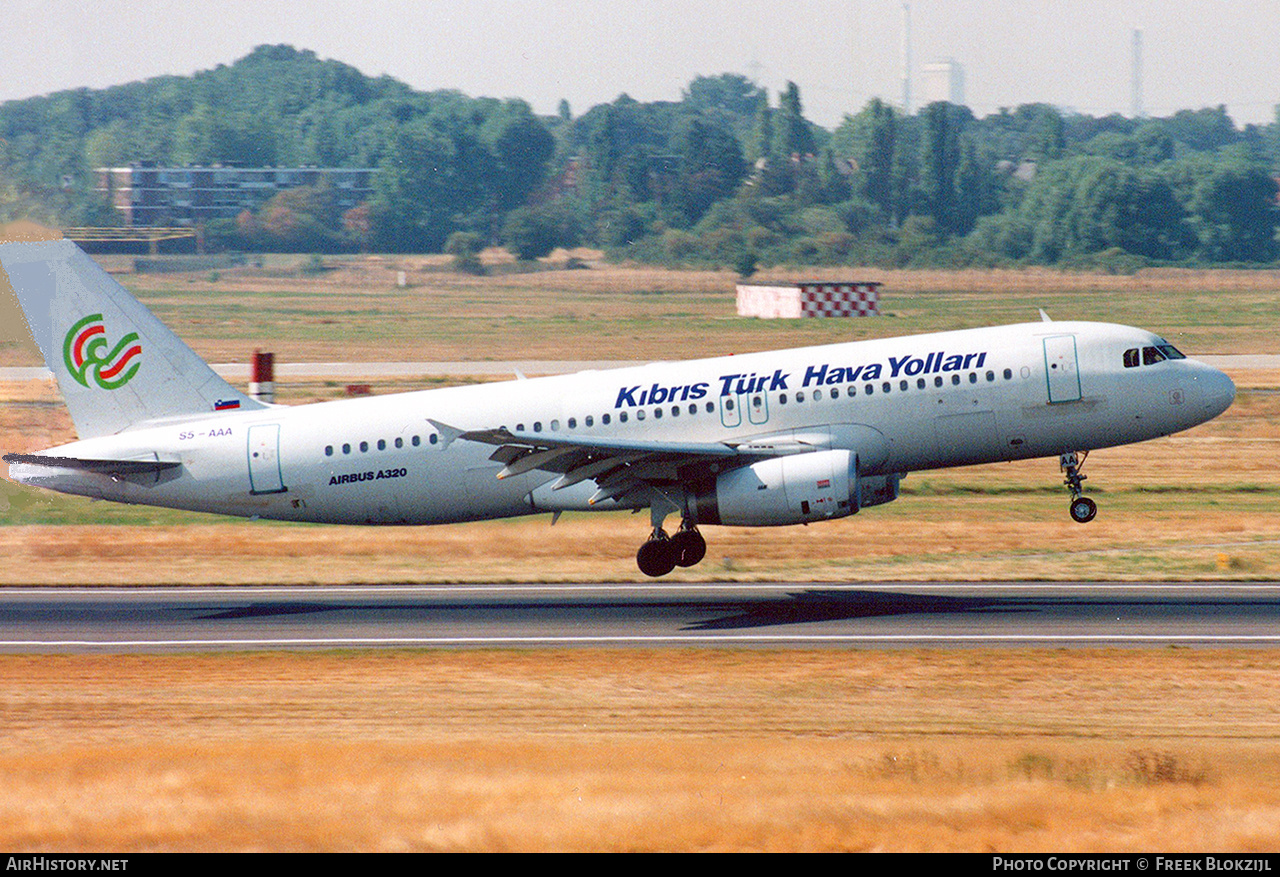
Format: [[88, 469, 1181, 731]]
[[214, 399, 241, 411]]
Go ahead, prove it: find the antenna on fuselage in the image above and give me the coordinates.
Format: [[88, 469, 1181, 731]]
[[1039, 309, 1053, 322]]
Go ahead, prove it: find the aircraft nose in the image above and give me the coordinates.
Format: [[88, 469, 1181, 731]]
[[1199, 366, 1236, 420]]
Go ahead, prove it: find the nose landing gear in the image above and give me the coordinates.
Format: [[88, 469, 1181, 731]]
[[1060, 451, 1097, 523]]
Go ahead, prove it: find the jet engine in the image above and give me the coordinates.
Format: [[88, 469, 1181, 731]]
[[689, 449, 899, 527]]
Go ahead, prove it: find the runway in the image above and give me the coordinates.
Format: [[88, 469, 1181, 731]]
[[2, 582, 1280, 652]]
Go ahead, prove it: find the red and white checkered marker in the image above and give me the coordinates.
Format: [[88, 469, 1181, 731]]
[[736, 282, 880, 318]]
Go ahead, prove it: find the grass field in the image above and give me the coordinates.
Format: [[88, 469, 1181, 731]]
[[4, 253, 1280, 367], [1, 256, 1278, 851], [5, 650, 1280, 852]]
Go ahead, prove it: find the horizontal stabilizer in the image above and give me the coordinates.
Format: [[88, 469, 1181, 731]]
[[3, 452, 181, 477]]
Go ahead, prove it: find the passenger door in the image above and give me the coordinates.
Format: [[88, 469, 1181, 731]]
[[1043, 335, 1082, 403], [247, 423, 287, 494]]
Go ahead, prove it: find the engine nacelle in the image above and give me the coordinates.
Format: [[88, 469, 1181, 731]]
[[690, 449, 900, 527]]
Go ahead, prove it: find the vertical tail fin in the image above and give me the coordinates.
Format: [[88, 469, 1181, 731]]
[[0, 238, 266, 438]]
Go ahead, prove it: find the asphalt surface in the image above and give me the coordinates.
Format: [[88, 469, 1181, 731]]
[[2, 582, 1279, 652]]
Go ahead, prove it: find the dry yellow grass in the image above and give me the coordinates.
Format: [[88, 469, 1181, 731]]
[[3, 650, 1280, 852]]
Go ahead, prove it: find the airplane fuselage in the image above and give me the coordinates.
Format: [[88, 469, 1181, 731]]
[[12, 320, 1236, 527]]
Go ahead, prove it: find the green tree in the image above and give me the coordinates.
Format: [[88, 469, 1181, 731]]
[[772, 82, 816, 159], [502, 205, 562, 260], [918, 102, 975, 235], [669, 117, 746, 221], [1186, 162, 1279, 261]]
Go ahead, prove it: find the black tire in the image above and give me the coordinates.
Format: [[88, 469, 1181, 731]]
[[636, 537, 677, 577], [670, 529, 707, 568], [1070, 496, 1098, 524]]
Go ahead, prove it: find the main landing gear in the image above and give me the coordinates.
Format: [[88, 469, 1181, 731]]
[[636, 521, 707, 577], [1060, 451, 1097, 524]]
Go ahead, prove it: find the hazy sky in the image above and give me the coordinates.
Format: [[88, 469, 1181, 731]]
[[4, 1, 1278, 127]]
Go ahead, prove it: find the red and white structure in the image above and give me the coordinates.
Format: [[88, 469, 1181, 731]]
[[736, 282, 881, 319], [250, 349, 275, 403]]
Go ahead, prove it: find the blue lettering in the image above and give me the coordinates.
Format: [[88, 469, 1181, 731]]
[[615, 386, 640, 407], [803, 364, 828, 387]]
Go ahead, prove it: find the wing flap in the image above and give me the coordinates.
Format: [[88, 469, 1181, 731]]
[[459, 426, 742, 460], [448, 422, 810, 508]]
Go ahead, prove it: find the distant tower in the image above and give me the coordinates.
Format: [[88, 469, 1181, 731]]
[[901, 3, 912, 114], [923, 59, 966, 106], [1131, 29, 1144, 118]]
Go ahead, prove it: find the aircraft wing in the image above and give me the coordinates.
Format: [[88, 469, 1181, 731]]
[[445, 421, 815, 506]]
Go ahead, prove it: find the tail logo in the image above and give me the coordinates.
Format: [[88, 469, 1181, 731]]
[[62, 314, 142, 390]]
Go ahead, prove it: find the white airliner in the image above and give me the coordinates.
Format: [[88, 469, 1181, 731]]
[[2, 239, 1235, 576]]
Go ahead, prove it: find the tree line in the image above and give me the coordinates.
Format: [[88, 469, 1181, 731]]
[[1, 44, 1278, 269]]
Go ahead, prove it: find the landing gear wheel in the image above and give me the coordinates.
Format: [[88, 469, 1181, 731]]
[[636, 531, 677, 577], [1070, 496, 1098, 524], [669, 528, 707, 568], [1060, 451, 1098, 524]]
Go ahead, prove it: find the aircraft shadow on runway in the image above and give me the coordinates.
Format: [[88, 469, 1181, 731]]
[[178, 589, 1280, 634], [683, 590, 1027, 630], [187, 590, 1032, 631]]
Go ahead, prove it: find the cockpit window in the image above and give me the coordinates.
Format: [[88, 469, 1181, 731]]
[[1128, 343, 1186, 368]]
